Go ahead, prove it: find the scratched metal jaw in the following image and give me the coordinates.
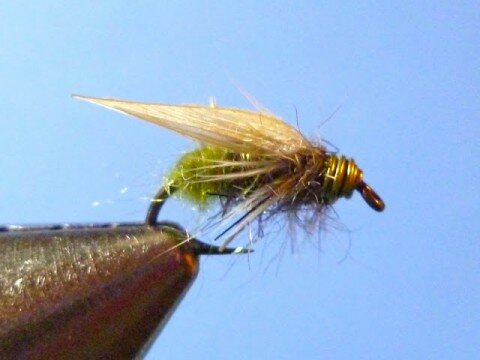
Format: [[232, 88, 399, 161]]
[[0, 222, 246, 359]]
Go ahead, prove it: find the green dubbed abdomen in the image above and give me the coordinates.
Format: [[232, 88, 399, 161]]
[[165, 147, 241, 208]]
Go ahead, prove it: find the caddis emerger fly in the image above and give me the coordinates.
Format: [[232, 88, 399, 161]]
[[74, 95, 385, 249]]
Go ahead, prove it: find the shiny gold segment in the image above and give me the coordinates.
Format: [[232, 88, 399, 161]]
[[322, 154, 384, 211]]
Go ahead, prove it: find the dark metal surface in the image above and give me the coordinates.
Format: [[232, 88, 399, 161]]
[[0, 224, 199, 359]]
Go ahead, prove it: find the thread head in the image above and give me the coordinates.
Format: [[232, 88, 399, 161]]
[[323, 154, 385, 211]]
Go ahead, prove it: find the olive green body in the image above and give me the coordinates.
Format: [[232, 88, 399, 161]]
[[166, 147, 258, 208]]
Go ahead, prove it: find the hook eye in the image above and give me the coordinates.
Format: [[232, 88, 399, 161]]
[[356, 181, 385, 212]]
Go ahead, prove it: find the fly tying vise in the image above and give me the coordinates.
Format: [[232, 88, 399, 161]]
[[74, 95, 385, 249]]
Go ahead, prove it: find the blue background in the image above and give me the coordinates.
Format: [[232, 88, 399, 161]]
[[1, 2, 478, 359]]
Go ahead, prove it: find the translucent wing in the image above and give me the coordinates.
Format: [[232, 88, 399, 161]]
[[73, 95, 311, 155]]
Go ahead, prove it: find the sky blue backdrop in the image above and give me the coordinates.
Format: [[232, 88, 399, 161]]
[[1, 2, 478, 359]]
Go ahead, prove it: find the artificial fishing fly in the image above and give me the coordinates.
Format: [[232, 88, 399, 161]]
[[74, 95, 385, 249]]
